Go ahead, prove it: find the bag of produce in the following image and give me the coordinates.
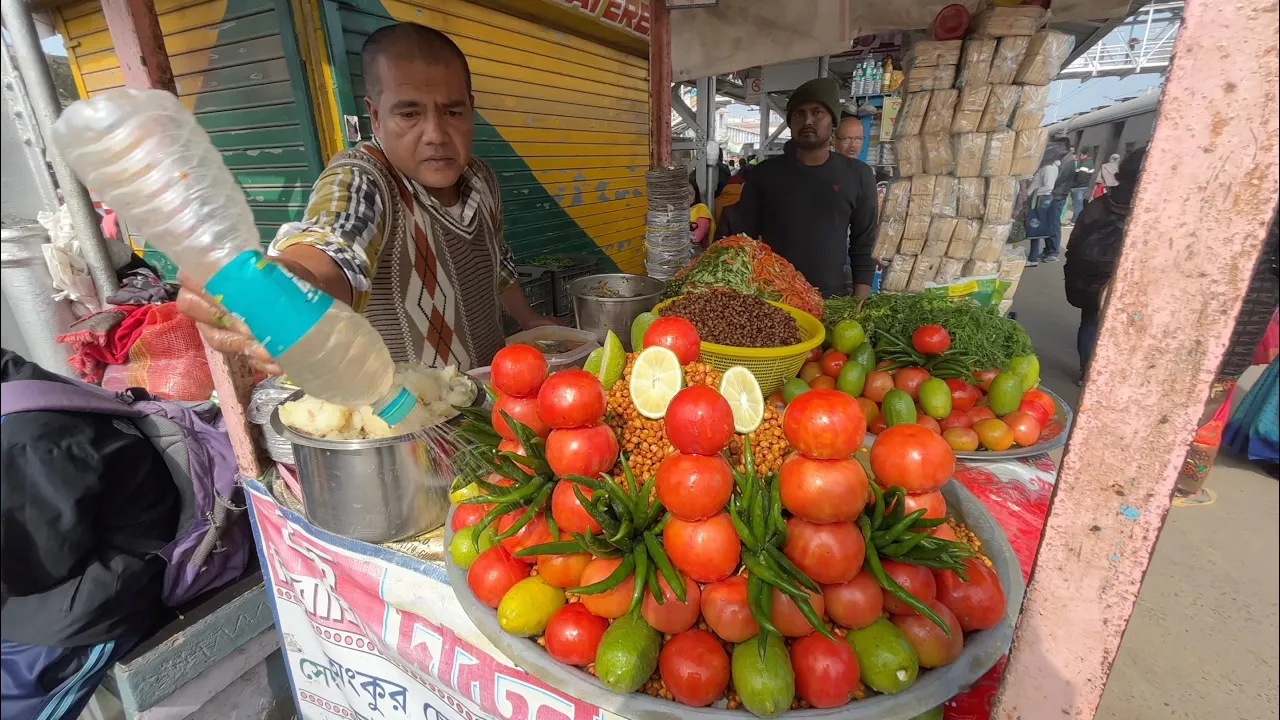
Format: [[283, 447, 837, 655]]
[[979, 85, 1020, 132], [882, 254, 916, 292], [922, 89, 958, 134], [972, 222, 1013, 262], [907, 254, 941, 292], [895, 91, 931, 138], [1012, 84, 1050, 130], [1016, 30, 1072, 85], [908, 39, 963, 67], [954, 132, 988, 177], [972, 6, 1045, 37], [957, 178, 987, 218], [1011, 128, 1051, 177], [881, 179, 912, 221], [897, 135, 924, 176], [982, 129, 1017, 177], [952, 85, 991, 134], [948, 218, 983, 259], [931, 175, 959, 217], [922, 132, 955, 175], [934, 256, 967, 285], [663, 234, 823, 318], [985, 176, 1018, 222], [988, 36, 1031, 84], [923, 274, 1013, 307], [873, 217, 905, 260], [958, 38, 997, 87], [924, 217, 958, 257]]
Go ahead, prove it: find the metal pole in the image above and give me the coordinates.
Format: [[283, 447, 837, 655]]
[[1, 0, 118, 301], [648, 0, 671, 167], [697, 76, 716, 203], [1, 226, 75, 375], [818, 55, 830, 78], [102, 0, 175, 91], [758, 94, 769, 157], [993, 0, 1280, 714]]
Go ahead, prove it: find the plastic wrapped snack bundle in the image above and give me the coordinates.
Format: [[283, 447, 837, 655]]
[[923, 217, 959, 257], [958, 38, 997, 87], [1016, 30, 1073, 86], [972, 5, 1046, 37], [957, 178, 987, 218], [931, 175, 959, 217], [897, 135, 924, 177], [895, 91, 932, 138], [971, 222, 1013, 263], [952, 85, 991, 134], [908, 39, 963, 67], [948, 218, 983, 259], [909, 174, 937, 216], [1012, 84, 1050, 130], [988, 36, 1031, 85], [954, 132, 988, 177], [881, 179, 912, 221], [1011, 128, 1051, 177], [900, 214, 932, 255], [984, 176, 1019, 222], [922, 133, 955, 175], [923, 89, 959, 134], [935, 257, 967, 285], [964, 259, 1000, 276], [883, 254, 917, 292], [982, 129, 1017, 178], [907, 64, 956, 92], [873, 218, 905, 260], [907, 254, 941, 292], [979, 85, 1021, 132], [999, 244, 1028, 284]]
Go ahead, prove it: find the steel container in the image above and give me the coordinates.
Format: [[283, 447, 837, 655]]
[[567, 273, 665, 351], [270, 388, 475, 543]]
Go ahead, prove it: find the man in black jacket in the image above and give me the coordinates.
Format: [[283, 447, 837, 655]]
[[1, 350, 178, 719], [732, 78, 879, 298]]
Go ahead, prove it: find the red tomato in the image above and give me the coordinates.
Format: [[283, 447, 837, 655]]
[[939, 410, 974, 431], [537, 553, 592, 588], [856, 397, 879, 424], [863, 371, 895, 402], [935, 557, 1007, 631], [1003, 410, 1042, 447], [916, 414, 942, 434], [972, 418, 1015, 451], [880, 560, 936, 614], [868, 424, 955, 493], [1017, 397, 1052, 427], [496, 511, 552, 563], [809, 376, 836, 390], [643, 316, 701, 365], [498, 438, 534, 474], [663, 512, 741, 583], [783, 517, 865, 585], [701, 576, 758, 642], [467, 546, 529, 608], [790, 633, 860, 708], [664, 385, 735, 455], [807, 346, 823, 362], [823, 570, 884, 630], [578, 557, 635, 618], [868, 413, 887, 435], [875, 359, 896, 372], [895, 489, 947, 520], [545, 424, 618, 478], [966, 406, 997, 423], [945, 378, 978, 412], [551, 481, 602, 535], [492, 392, 550, 440], [1022, 388, 1056, 416], [450, 502, 493, 533], [783, 389, 866, 460], [537, 369, 606, 429], [821, 349, 848, 378], [911, 325, 951, 355], [771, 587, 826, 637], [490, 344, 547, 398], [799, 362, 824, 383], [779, 454, 869, 523], [657, 452, 734, 522], [894, 367, 931, 400], [972, 369, 999, 392], [544, 603, 608, 666], [943, 426, 980, 452], [767, 391, 786, 411], [642, 571, 702, 634], [659, 629, 730, 707], [893, 600, 964, 668]]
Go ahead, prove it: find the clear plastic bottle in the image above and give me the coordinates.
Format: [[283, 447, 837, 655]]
[[52, 88, 419, 426]]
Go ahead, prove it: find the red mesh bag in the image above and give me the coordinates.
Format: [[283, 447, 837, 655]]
[[102, 302, 213, 400]]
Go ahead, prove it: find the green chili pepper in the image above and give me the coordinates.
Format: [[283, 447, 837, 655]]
[[768, 474, 787, 545], [870, 481, 886, 528], [883, 530, 931, 556], [729, 498, 761, 551], [882, 487, 906, 527], [599, 474, 637, 523], [644, 533, 686, 603], [860, 517, 950, 636], [652, 512, 671, 534], [609, 519, 634, 547], [743, 436, 756, 481], [545, 509, 560, 541], [471, 502, 517, 545], [747, 573, 780, 637], [741, 554, 803, 601], [646, 563, 665, 605], [882, 508, 929, 544], [571, 554, 635, 596], [763, 546, 821, 594], [469, 477, 546, 506], [911, 516, 949, 529], [493, 505, 535, 542], [627, 544, 650, 616], [513, 539, 585, 557], [792, 593, 839, 642]]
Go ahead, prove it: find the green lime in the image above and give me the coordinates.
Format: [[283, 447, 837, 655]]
[[917, 377, 953, 419], [831, 319, 866, 355], [850, 341, 876, 374], [448, 524, 495, 570], [847, 618, 919, 694], [836, 361, 867, 397], [1010, 354, 1041, 392], [881, 389, 918, 426], [781, 377, 811, 404], [987, 372, 1025, 416], [630, 312, 658, 352]]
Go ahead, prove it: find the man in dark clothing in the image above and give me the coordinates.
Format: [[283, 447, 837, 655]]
[[1, 350, 178, 720], [733, 77, 879, 297], [1044, 146, 1076, 263]]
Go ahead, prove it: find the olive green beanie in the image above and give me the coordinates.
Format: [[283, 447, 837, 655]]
[[786, 77, 841, 124]]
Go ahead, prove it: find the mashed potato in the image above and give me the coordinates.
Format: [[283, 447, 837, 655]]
[[278, 364, 477, 440]]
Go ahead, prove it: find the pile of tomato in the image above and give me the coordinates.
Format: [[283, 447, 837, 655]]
[[448, 326, 1010, 717]]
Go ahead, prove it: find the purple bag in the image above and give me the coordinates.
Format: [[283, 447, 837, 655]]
[[1, 378, 250, 607]]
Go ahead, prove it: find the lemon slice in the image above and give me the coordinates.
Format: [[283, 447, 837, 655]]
[[630, 346, 684, 419], [584, 330, 626, 390], [719, 366, 765, 434]]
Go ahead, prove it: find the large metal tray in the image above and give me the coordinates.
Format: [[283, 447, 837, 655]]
[[953, 386, 1074, 461], [444, 480, 1025, 720]]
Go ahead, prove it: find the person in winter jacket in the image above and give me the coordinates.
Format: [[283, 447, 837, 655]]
[[1, 350, 178, 720]]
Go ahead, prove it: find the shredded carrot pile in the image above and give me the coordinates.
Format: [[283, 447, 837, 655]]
[[663, 235, 824, 318]]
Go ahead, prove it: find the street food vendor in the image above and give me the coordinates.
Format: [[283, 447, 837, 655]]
[[732, 77, 879, 298], [179, 22, 557, 372]]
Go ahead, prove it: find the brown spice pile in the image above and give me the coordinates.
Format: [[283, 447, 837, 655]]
[[660, 289, 801, 348]]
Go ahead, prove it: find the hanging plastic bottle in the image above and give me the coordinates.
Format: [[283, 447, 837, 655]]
[[52, 88, 423, 428]]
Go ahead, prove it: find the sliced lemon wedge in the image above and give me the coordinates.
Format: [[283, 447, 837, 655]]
[[629, 346, 684, 419], [719, 366, 764, 434]]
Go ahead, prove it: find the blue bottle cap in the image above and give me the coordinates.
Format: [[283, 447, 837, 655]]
[[374, 386, 417, 426]]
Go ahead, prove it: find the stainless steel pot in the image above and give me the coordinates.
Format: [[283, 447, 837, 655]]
[[270, 387, 477, 543], [567, 273, 665, 351]]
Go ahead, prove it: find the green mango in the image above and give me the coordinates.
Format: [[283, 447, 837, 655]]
[[987, 372, 1025, 416], [1009, 355, 1041, 392]]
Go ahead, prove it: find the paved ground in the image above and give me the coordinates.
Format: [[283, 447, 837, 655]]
[[1009, 249, 1279, 720]]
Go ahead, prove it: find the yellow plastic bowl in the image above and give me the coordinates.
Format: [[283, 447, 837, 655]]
[[652, 297, 826, 397]]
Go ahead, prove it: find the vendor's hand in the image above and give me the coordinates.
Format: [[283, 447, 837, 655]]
[[176, 275, 283, 375]]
